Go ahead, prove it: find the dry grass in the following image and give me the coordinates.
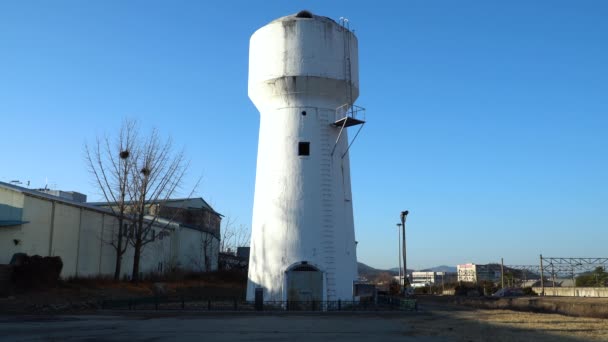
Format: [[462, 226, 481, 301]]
[[61, 270, 246, 294], [406, 307, 608, 341], [0, 270, 247, 313], [486, 310, 608, 340]]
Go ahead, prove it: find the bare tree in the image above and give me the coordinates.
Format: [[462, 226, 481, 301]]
[[87, 121, 197, 282], [220, 217, 251, 254], [128, 128, 190, 282], [85, 120, 138, 280], [201, 231, 217, 271]]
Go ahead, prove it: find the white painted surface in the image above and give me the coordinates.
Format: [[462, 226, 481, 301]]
[[20, 196, 53, 259], [77, 210, 103, 276], [99, 213, 118, 275], [51, 203, 80, 276], [176, 226, 219, 272], [247, 13, 359, 301], [533, 287, 608, 297]]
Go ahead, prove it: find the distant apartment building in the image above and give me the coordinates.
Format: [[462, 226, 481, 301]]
[[457, 263, 501, 283], [412, 271, 457, 285]]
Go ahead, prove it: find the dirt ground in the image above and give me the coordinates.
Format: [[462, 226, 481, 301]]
[[2, 282, 608, 341], [1, 303, 607, 341]]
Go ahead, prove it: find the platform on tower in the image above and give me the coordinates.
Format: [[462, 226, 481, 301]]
[[332, 116, 365, 128]]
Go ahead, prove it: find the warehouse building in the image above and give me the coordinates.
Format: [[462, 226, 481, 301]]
[[0, 181, 220, 278], [90, 197, 222, 274]]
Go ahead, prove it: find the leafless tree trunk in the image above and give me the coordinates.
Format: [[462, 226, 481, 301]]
[[85, 120, 138, 280], [128, 128, 190, 282], [201, 232, 216, 272]]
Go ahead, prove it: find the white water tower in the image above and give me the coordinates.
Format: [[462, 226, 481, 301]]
[[246, 10, 365, 302]]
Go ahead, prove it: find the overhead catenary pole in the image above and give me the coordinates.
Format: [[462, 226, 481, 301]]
[[572, 265, 576, 297], [551, 263, 556, 295], [540, 254, 545, 296], [501, 258, 505, 290]]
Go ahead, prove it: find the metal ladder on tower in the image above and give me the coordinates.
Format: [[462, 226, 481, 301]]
[[331, 17, 366, 159], [320, 111, 337, 300]]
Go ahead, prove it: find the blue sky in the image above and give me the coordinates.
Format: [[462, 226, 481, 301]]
[[1, 1, 606, 270]]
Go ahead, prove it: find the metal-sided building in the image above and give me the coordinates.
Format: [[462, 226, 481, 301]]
[[0, 181, 220, 278]]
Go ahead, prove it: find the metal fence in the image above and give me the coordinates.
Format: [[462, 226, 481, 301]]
[[100, 295, 417, 312]]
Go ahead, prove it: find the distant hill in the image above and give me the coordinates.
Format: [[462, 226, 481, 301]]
[[358, 262, 397, 278], [358, 262, 416, 281], [388, 267, 415, 274], [357, 262, 403, 284], [420, 265, 457, 273], [389, 265, 457, 273]]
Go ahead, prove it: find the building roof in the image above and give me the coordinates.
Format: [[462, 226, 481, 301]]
[[88, 197, 221, 217], [0, 182, 188, 232], [0, 181, 113, 215], [162, 198, 221, 216]]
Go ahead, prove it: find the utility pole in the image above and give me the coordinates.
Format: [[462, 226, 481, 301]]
[[396, 223, 402, 291], [501, 258, 505, 290], [400, 210, 409, 294]]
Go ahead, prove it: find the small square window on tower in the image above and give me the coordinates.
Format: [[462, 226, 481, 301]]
[[298, 142, 310, 156]]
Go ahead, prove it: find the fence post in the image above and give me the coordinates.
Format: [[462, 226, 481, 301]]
[[312, 300, 316, 311], [254, 288, 263, 311], [338, 300, 341, 311]]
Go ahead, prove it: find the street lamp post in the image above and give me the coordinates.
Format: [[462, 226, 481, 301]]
[[396, 223, 402, 292], [400, 210, 409, 293]]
